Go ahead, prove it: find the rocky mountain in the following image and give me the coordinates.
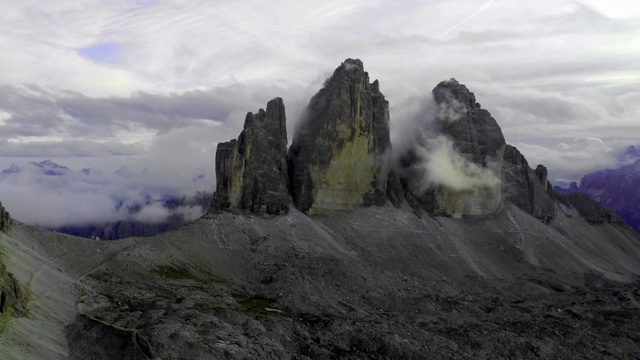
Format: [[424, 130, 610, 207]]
[[1, 59, 639, 359], [212, 98, 289, 215], [556, 157, 640, 232], [288, 59, 390, 215], [0, 160, 71, 177]]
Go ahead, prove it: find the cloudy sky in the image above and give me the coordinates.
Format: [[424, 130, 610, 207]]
[[0, 0, 639, 196]]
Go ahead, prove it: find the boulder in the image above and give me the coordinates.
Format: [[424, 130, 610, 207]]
[[288, 59, 391, 215], [212, 98, 289, 215]]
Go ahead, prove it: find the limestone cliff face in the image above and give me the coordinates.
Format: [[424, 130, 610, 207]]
[[212, 98, 289, 215], [401, 79, 506, 216], [288, 59, 391, 215], [502, 145, 555, 221]]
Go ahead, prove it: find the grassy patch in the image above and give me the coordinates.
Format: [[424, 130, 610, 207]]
[[153, 264, 205, 283]]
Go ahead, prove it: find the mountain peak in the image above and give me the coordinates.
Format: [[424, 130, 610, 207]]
[[1, 163, 21, 175], [433, 78, 479, 109], [288, 59, 390, 215], [212, 97, 289, 215]]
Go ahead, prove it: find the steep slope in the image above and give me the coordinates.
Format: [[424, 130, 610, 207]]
[[0, 201, 638, 359]]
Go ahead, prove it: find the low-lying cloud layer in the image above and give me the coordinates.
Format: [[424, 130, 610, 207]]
[[0, 160, 213, 229]]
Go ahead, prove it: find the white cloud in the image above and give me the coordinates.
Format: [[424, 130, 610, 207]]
[[415, 135, 500, 192]]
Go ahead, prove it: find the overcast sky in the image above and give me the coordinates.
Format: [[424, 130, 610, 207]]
[[1, 0, 639, 188]]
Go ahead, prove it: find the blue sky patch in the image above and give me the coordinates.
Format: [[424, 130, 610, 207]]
[[77, 43, 121, 64]]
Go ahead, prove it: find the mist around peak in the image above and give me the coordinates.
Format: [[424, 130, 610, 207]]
[[392, 92, 500, 198], [0, 159, 213, 237]]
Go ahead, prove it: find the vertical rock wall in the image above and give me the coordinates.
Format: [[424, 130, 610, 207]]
[[288, 59, 391, 215], [502, 145, 555, 221], [212, 98, 289, 215]]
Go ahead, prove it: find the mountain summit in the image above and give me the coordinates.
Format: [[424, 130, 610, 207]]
[[288, 59, 391, 215], [213, 60, 555, 223]]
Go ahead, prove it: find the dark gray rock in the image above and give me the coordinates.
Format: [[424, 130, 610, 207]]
[[400, 79, 506, 216], [0, 264, 26, 318], [0, 201, 10, 233], [502, 145, 555, 221], [432, 79, 506, 167], [288, 59, 391, 215], [386, 170, 404, 209], [212, 98, 289, 215], [0, 203, 25, 318], [555, 192, 626, 225]]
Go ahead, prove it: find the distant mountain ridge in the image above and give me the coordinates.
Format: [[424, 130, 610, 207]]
[[555, 154, 640, 232]]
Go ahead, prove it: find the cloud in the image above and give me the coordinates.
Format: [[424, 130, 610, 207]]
[[514, 138, 639, 186], [392, 92, 500, 195], [0, 139, 141, 157], [0, 159, 213, 228], [77, 43, 122, 64], [414, 135, 500, 192]]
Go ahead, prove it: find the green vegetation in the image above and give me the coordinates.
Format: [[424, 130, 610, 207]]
[[153, 264, 205, 283]]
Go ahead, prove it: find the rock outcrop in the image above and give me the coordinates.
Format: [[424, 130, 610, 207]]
[[502, 145, 555, 221], [399, 79, 506, 216], [0, 201, 10, 233], [212, 98, 289, 215], [555, 192, 625, 225], [0, 262, 26, 318], [288, 59, 391, 215], [0, 204, 26, 319]]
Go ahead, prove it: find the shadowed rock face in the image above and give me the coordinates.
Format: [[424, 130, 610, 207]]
[[212, 98, 289, 215], [400, 79, 507, 216], [288, 59, 391, 215], [0, 202, 10, 233], [433, 79, 506, 166], [502, 145, 555, 221], [0, 205, 26, 320]]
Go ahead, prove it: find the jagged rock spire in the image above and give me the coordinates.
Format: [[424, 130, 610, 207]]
[[288, 59, 391, 215], [212, 98, 289, 215]]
